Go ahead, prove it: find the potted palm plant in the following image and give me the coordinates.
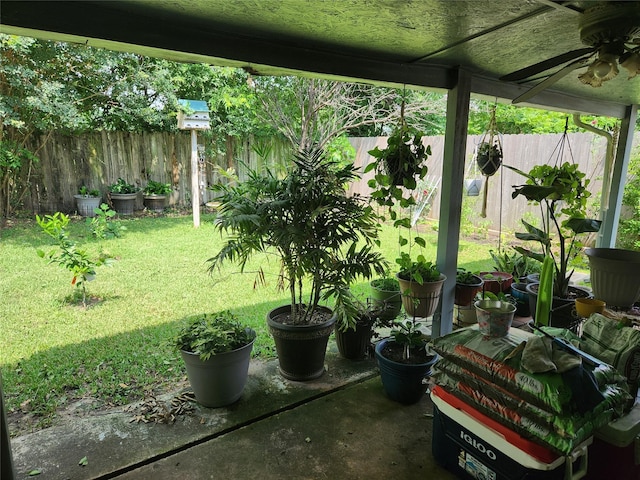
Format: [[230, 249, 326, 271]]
[[74, 186, 102, 218], [108, 178, 140, 215], [173, 310, 256, 407], [143, 180, 172, 212], [506, 162, 602, 329], [208, 148, 387, 381]]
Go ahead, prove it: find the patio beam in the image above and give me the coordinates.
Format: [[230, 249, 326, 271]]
[[433, 68, 471, 338]]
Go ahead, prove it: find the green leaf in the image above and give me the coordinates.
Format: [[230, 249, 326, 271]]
[[564, 217, 602, 234], [28, 470, 42, 476], [79, 456, 88, 466]]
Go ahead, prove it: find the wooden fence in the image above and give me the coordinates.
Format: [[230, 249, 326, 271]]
[[24, 130, 627, 234]]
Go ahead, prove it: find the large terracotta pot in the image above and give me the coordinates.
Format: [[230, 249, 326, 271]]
[[585, 248, 640, 308]]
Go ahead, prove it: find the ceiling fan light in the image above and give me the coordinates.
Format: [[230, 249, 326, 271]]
[[578, 70, 603, 87], [579, 55, 619, 87], [620, 52, 640, 79]]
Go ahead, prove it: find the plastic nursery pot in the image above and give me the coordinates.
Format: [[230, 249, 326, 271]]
[[474, 300, 516, 338], [585, 248, 640, 309], [478, 272, 513, 295], [575, 298, 606, 319]]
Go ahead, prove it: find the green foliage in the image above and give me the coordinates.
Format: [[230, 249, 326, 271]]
[[370, 276, 400, 291], [172, 311, 256, 361], [78, 186, 100, 197], [36, 212, 113, 306], [395, 252, 440, 284], [455, 268, 481, 285], [0, 139, 39, 218], [87, 203, 124, 239], [489, 248, 540, 279], [108, 178, 139, 194], [208, 148, 387, 328], [390, 319, 428, 360], [143, 180, 172, 195], [507, 162, 601, 298]]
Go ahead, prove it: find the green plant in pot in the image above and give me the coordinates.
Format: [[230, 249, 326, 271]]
[[476, 140, 503, 176], [108, 177, 140, 215], [334, 295, 384, 360], [369, 276, 402, 322], [173, 310, 256, 407], [365, 122, 444, 319], [506, 162, 602, 328], [74, 186, 102, 218], [454, 268, 483, 307], [374, 318, 438, 404], [143, 180, 172, 212], [208, 148, 387, 381]]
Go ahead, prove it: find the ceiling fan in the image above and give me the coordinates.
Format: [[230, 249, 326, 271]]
[[501, 2, 640, 104]]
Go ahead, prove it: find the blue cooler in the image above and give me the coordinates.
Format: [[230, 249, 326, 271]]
[[431, 386, 591, 480]]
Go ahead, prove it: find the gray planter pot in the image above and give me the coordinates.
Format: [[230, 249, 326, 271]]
[[110, 192, 138, 215], [585, 248, 640, 308], [180, 333, 255, 408], [74, 194, 101, 217], [143, 194, 167, 213]]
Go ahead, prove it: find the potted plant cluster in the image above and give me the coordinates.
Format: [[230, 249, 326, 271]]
[[74, 186, 102, 218], [208, 148, 387, 381], [173, 310, 256, 407], [506, 161, 601, 329], [375, 318, 438, 404], [143, 180, 172, 212], [108, 178, 140, 215]]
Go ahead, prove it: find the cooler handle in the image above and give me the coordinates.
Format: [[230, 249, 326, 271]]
[[564, 444, 588, 480]]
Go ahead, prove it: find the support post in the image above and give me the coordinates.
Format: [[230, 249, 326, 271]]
[[191, 129, 200, 228], [433, 68, 471, 338], [598, 104, 637, 247]]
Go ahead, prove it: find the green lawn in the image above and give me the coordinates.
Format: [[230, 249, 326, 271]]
[[0, 212, 497, 433]]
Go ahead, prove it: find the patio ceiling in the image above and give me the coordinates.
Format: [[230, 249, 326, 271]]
[[2, 0, 640, 118]]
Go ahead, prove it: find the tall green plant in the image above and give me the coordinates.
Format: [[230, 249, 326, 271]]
[[507, 162, 601, 298], [208, 148, 387, 328], [36, 212, 113, 306]]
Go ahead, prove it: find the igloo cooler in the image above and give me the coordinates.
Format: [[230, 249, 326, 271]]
[[431, 386, 591, 480]]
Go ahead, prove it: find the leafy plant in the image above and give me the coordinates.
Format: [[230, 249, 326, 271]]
[[87, 203, 124, 239], [396, 252, 440, 284], [477, 141, 502, 159], [371, 276, 400, 291], [208, 148, 387, 329], [36, 212, 113, 306], [456, 268, 481, 285], [143, 180, 172, 195], [390, 319, 427, 360], [108, 178, 139, 194], [506, 162, 601, 298], [172, 311, 256, 361], [78, 186, 100, 197]]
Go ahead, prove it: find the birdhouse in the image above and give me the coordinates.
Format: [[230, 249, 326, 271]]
[[177, 99, 210, 130]]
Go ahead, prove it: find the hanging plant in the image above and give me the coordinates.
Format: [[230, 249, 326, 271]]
[[476, 140, 503, 176], [366, 99, 429, 188]]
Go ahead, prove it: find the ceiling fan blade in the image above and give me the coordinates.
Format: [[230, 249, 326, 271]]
[[500, 47, 594, 82], [512, 56, 591, 104]]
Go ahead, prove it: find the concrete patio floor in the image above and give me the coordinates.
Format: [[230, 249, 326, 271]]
[[9, 343, 457, 480]]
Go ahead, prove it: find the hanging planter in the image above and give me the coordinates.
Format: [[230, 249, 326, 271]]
[[464, 178, 483, 196], [476, 140, 503, 176]]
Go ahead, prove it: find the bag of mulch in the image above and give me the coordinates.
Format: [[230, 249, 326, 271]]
[[581, 313, 640, 398], [431, 326, 624, 414]]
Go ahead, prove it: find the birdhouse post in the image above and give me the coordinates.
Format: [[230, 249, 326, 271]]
[[178, 99, 211, 227]]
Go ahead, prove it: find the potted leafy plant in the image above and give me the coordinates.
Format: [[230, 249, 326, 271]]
[[108, 177, 140, 215], [369, 276, 402, 322], [476, 140, 502, 176], [334, 296, 382, 360], [454, 268, 483, 307], [173, 310, 256, 407], [506, 162, 602, 328], [365, 120, 444, 320], [374, 318, 438, 404], [396, 252, 446, 318], [143, 180, 172, 212], [208, 148, 387, 381], [74, 186, 102, 218]]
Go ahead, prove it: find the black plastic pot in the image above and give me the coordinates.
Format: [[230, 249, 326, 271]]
[[267, 305, 336, 381], [335, 320, 373, 360], [526, 283, 591, 332]]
